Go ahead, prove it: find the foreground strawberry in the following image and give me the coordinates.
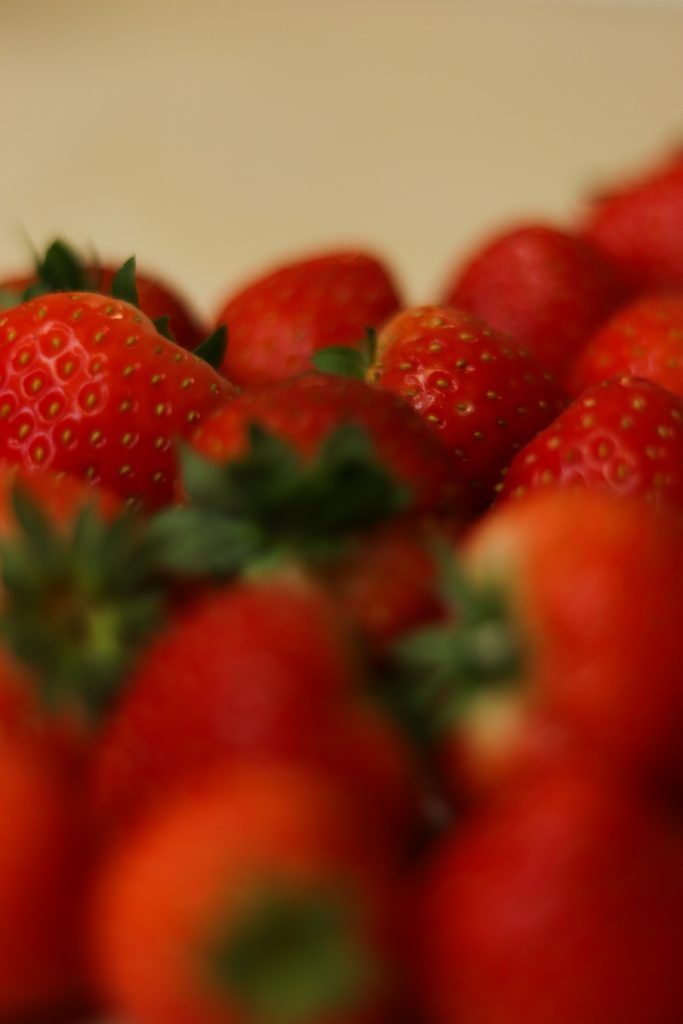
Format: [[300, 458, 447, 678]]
[[581, 147, 683, 291], [214, 250, 401, 387], [0, 735, 90, 1019], [90, 573, 420, 850], [568, 292, 683, 398], [498, 376, 683, 511], [394, 489, 683, 797], [92, 760, 401, 1024], [0, 238, 207, 350], [441, 224, 624, 377], [0, 292, 233, 508], [415, 761, 683, 1024], [356, 306, 565, 510]]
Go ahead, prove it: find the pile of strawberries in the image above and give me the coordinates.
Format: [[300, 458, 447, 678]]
[[1, 143, 683, 1024]]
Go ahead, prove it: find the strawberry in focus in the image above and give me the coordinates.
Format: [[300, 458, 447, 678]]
[[441, 224, 624, 378], [498, 376, 683, 512], [363, 306, 566, 510], [214, 250, 401, 387], [0, 292, 233, 508], [0, 238, 207, 350]]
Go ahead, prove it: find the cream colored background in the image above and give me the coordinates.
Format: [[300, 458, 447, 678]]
[[2, 0, 683, 324]]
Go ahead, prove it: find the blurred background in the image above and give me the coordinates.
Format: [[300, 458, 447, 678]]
[[1, 0, 682, 317]]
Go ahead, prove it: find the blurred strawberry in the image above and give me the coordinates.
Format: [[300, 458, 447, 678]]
[[92, 760, 402, 1024], [415, 760, 683, 1024], [441, 224, 624, 377], [581, 146, 683, 291], [568, 292, 683, 398]]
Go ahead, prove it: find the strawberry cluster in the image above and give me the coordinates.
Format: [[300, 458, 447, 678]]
[[0, 144, 682, 1024]]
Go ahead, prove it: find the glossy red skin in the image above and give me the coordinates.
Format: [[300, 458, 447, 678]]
[[451, 489, 683, 794], [0, 293, 233, 508], [367, 306, 566, 511], [415, 762, 683, 1024], [442, 224, 624, 377], [214, 251, 402, 387], [92, 761, 400, 1024], [3, 264, 206, 351], [581, 149, 683, 291], [90, 575, 372, 840], [498, 376, 683, 512], [0, 735, 89, 1018], [568, 292, 683, 398], [190, 373, 467, 517]]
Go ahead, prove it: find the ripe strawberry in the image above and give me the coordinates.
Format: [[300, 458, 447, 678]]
[[415, 761, 683, 1024], [213, 250, 401, 387], [0, 734, 90, 1019], [0, 292, 233, 508], [394, 489, 683, 798], [441, 224, 624, 377], [568, 292, 683, 398], [0, 238, 206, 350], [498, 376, 683, 511], [187, 373, 465, 516], [363, 306, 566, 510], [92, 760, 401, 1024], [581, 147, 683, 291], [89, 573, 416, 847]]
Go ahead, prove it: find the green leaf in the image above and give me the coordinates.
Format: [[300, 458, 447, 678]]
[[111, 256, 140, 307], [152, 315, 175, 341], [312, 328, 378, 379], [36, 239, 92, 292], [194, 325, 227, 369], [0, 287, 23, 310]]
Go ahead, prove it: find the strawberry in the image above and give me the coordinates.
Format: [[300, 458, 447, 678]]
[[213, 250, 401, 387], [0, 474, 165, 763], [393, 489, 683, 798], [0, 238, 207, 350], [498, 376, 683, 512], [92, 760, 401, 1024], [89, 573, 419, 849], [568, 292, 683, 398], [580, 147, 683, 292], [0, 734, 90, 1019], [414, 760, 683, 1024], [0, 291, 233, 508], [440, 224, 624, 377], [186, 373, 466, 517], [359, 306, 566, 510]]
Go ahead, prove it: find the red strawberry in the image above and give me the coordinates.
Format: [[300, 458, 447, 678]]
[[568, 292, 683, 398], [214, 250, 401, 387], [441, 224, 624, 377], [415, 760, 683, 1024], [0, 734, 90, 1019], [0, 238, 206, 350], [395, 489, 683, 798], [498, 376, 683, 512], [581, 147, 683, 291], [92, 760, 401, 1024], [188, 373, 465, 517], [365, 306, 566, 510], [89, 573, 418, 848], [0, 292, 233, 508]]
